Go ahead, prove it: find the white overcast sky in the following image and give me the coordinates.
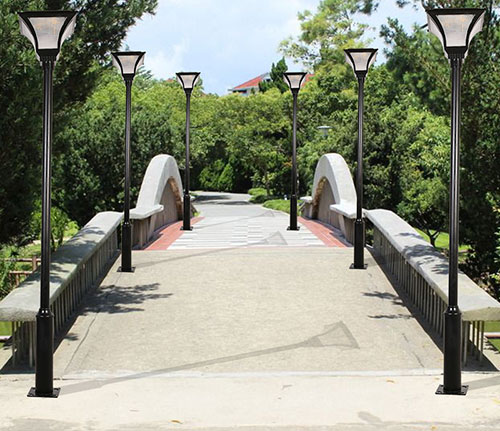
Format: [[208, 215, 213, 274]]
[[124, 0, 425, 95]]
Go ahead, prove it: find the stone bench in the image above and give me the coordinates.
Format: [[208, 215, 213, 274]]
[[0, 211, 122, 365], [367, 208, 500, 363]]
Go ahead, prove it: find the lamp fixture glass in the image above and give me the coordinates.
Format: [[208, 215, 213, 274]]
[[283, 72, 307, 92], [344, 49, 377, 76], [427, 8, 485, 58], [176, 72, 201, 91], [19, 11, 77, 61], [112, 51, 145, 78]]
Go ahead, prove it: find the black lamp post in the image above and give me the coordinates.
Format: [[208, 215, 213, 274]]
[[344, 48, 377, 270], [19, 10, 77, 398], [112, 51, 145, 273], [283, 72, 307, 231], [427, 7, 485, 396], [176, 72, 200, 231]]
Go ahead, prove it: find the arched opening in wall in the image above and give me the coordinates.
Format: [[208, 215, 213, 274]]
[[155, 177, 183, 230], [313, 178, 339, 229]]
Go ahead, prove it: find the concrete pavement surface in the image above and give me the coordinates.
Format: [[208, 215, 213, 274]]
[[1, 192, 499, 430], [170, 192, 326, 249]]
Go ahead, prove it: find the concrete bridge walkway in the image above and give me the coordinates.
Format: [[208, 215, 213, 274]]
[[146, 192, 348, 250], [1, 192, 500, 430]]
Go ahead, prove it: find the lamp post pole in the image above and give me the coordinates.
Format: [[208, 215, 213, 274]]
[[283, 72, 307, 231], [176, 72, 200, 231], [426, 7, 485, 395], [438, 54, 464, 395], [182, 89, 192, 231], [344, 48, 376, 269], [289, 89, 299, 231], [19, 10, 77, 398], [31, 58, 57, 398], [354, 74, 365, 268], [112, 51, 145, 273], [121, 78, 133, 271]]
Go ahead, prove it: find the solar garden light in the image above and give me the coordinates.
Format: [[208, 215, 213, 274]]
[[176, 72, 201, 231], [112, 51, 145, 273], [19, 10, 77, 398], [283, 72, 307, 231], [344, 48, 377, 270], [426, 7, 485, 396], [317, 125, 332, 138]]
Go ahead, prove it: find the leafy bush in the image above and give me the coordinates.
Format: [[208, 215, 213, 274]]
[[217, 164, 235, 192], [0, 248, 15, 299], [29, 203, 76, 251], [199, 160, 225, 191], [248, 187, 270, 203]]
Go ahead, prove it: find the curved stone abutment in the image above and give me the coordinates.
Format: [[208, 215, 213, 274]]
[[130, 154, 185, 248], [302, 153, 358, 243]]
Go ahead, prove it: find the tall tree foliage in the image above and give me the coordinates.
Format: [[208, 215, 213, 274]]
[[0, 0, 157, 244], [280, 0, 377, 68], [259, 58, 289, 93], [384, 0, 500, 283]]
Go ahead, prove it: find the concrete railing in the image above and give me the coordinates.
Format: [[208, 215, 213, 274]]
[[131, 154, 184, 248], [301, 154, 360, 243], [367, 209, 500, 363], [0, 211, 122, 366]]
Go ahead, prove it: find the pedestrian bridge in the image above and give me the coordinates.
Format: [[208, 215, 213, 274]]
[[1, 153, 500, 377], [3, 153, 500, 430]]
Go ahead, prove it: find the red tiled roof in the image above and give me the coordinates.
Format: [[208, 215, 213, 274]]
[[231, 72, 314, 92], [304, 73, 314, 84], [232, 73, 267, 90]]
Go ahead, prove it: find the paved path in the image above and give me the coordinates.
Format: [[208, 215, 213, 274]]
[[2, 191, 500, 430], [146, 192, 348, 250]]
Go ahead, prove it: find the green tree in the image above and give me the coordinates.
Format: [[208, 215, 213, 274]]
[[384, 0, 500, 281], [0, 0, 157, 245], [259, 58, 289, 93], [280, 0, 377, 68]]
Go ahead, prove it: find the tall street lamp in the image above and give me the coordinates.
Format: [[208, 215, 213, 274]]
[[344, 48, 377, 270], [427, 7, 485, 396], [112, 51, 145, 273], [19, 10, 77, 398], [176, 72, 200, 231], [284, 72, 307, 231]]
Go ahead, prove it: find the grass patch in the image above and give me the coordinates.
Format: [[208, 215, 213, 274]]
[[0, 321, 11, 335], [262, 199, 299, 214], [414, 228, 469, 253], [482, 322, 500, 352], [0, 321, 11, 349]]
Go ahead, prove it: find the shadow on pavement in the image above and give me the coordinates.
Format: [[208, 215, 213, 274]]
[[60, 322, 359, 395]]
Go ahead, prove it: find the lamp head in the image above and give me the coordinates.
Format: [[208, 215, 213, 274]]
[[283, 72, 307, 93], [344, 48, 377, 78], [112, 51, 145, 81], [176, 72, 201, 93], [426, 8, 485, 59], [19, 11, 77, 62]]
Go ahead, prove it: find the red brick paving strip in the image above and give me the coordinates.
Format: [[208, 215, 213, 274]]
[[144, 217, 204, 251], [298, 217, 349, 248]]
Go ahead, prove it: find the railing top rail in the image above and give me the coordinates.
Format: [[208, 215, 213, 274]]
[[0, 211, 122, 322], [367, 209, 500, 321]]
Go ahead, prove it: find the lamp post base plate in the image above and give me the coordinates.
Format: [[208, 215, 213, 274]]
[[118, 267, 135, 273], [350, 263, 368, 270], [287, 226, 300, 231], [180, 227, 193, 231], [435, 385, 468, 396], [28, 387, 60, 398]]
